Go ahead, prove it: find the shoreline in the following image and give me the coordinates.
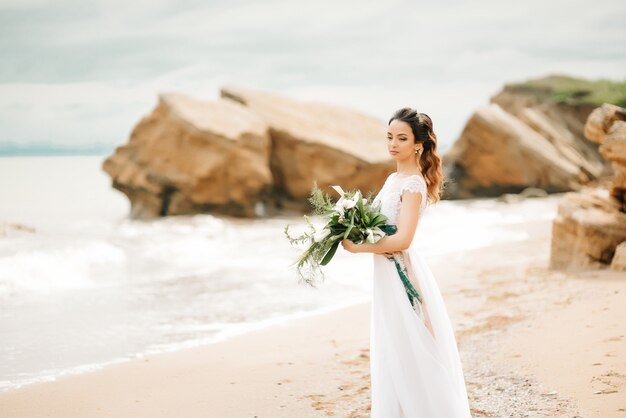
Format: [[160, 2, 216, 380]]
[[1, 214, 624, 416], [0, 300, 373, 417], [0, 295, 371, 395]]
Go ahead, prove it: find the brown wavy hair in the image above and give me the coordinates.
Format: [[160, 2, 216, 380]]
[[388, 108, 444, 204]]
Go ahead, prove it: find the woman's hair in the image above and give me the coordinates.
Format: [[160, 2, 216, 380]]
[[388, 107, 444, 204]]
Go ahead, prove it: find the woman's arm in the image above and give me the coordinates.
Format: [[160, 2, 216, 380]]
[[341, 191, 422, 254]]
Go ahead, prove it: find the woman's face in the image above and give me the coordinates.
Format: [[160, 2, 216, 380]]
[[387, 119, 418, 161]]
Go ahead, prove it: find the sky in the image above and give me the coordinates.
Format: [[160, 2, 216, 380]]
[[0, 0, 625, 151]]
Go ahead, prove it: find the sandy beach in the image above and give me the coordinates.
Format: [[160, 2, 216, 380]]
[[1, 214, 625, 417]]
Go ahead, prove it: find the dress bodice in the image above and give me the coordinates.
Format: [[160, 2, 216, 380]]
[[372, 172, 429, 225]]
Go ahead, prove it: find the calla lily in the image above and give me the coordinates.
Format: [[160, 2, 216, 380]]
[[341, 197, 357, 210], [366, 227, 386, 243], [330, 185, 346, 197], [332, 186, 361, 210]]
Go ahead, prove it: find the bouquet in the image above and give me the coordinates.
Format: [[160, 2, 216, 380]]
[[283, 182, 423, 314]]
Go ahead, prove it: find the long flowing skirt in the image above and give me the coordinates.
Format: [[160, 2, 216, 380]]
[[370, 243, 472, 417]]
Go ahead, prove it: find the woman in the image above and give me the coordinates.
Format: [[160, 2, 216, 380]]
[[341, 108, 472, 417]]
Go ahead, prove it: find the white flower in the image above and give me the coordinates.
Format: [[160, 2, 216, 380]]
[[335, 195, 356, 211], [330, 185, 346, 197], [342, 197, 357, 210], [331, 186, 363, 211], [365, 227, 386, 243]]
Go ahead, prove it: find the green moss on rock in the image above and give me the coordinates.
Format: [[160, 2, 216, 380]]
[[504, 74, 626, 107]]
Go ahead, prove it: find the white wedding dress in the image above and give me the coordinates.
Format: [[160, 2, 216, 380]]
[[369, 172, 472, 417]]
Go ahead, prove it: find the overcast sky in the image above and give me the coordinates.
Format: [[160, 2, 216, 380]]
[[1, 0, 624, 150]]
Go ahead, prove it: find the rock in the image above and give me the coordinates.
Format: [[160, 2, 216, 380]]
[[496, 194, 523, 204], [600, 121, 626, 209], [599, 121, 626, 164], [0, 222, 36, 237], [550, 190, 626, 269], [443, 77, 612, 199], [443, 104, 587, 198], [584, 104, 626, 209], [603, 121, 626, 210], [102, 93, 273, 218], [515, 107, 605, 179], [520, 187, 549, 198], [584, 103, 626, 144], [103, 86, 395, 218], [495, 187, 549, 203], [550, 103, 626, 270], [611, 242, 626, 271], [220, 85, 394, 211]]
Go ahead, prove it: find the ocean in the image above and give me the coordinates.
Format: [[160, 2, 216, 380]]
[[0, 155, 561, 392]]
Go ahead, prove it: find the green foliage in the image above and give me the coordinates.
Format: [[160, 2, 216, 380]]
[[284, 182, 393, 287], [307, 181, 335, 216], [504, 74, 626, 107]]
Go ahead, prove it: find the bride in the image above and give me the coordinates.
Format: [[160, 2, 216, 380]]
[[341, 108, 472, 417]]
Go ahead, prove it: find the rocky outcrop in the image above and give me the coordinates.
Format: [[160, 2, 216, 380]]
[[220, 85, 394, 211], [103, 87, 394, 218], [549, 103, 626, 270], [612, 242, 626, 271], [102, 93, 273, 218], [443, 104, 591, 197], [443, 76, 611, 199], [550, 189, 626, 269], [584, 103, 626, 210]]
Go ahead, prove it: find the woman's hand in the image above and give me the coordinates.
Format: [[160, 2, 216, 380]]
[[341, 239, 360, 254], [341, 239, 395, 259]]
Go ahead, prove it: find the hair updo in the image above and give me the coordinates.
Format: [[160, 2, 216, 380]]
[[388, 108, 444, 204]]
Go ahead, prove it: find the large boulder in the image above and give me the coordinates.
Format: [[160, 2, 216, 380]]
[[103, 86, 395, 218], [102, 93, 273, 218], [549, 103, 626, 270], [611, 242, 626, 271], [220, 85, 394, 211], [442, 104, 589, 197], [443, 76, 612, 199], [549, 189, 626, 269], [585, 103, 626, 209]]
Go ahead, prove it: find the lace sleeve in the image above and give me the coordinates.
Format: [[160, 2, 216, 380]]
[[400, 176, 427, 202]]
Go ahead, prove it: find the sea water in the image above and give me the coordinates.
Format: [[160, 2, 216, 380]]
[[0, 156, 561, 392]]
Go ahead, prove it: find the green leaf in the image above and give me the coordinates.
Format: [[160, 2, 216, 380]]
[[320, 241, 340, 265], [343, 209, 356, 239]]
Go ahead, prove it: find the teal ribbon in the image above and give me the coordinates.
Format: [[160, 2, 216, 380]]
[[379, 224, 423, 307], [389, 257, 423, 307]]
